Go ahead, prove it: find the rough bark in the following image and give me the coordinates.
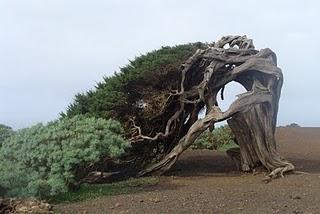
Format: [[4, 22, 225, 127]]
[[131, 35, 294, 179]]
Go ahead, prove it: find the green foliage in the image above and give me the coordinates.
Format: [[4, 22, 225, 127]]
[[64, 43, 205, 122], [191, 125, 237, 150], [0, 115, 130, 199], [0, 124, 14, 145], [53, 177, 158, 204], [217, 141, 239, 152]]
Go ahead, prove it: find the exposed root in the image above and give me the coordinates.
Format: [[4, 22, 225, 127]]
[[293, 170, 310, 175], [263, 163, 295, 182]]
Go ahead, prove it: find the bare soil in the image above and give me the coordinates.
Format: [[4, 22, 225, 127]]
[[56, 127, 320, 214]]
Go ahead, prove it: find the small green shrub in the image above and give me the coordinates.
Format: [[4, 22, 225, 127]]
[[191, 131, 215, 150], [191, 125, 236, 150], [0, 115, 130, 199]]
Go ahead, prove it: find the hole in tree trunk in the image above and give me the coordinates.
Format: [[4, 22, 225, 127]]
[[198, 106, 206, 119], [223, 43, 230, 49], [217, 81, 247, 112]]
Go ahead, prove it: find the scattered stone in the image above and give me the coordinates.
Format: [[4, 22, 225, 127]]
[[290, 195, 301, 200], [150, 198, 161, 203], [0, 198, 53, 214]]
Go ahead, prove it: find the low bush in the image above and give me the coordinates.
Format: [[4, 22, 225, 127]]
[[191, 125, 237, 150], [0, 115, 130, 199]]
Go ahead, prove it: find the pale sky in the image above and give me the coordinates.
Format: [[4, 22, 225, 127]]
[[0, 0, 319, 129]]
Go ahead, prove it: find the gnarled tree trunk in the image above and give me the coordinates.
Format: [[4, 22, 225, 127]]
[[130, 35, 294, 179]]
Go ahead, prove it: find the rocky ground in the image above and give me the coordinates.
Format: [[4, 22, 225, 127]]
[[0, 198, 53, 214], [56, 127, 320, 214]]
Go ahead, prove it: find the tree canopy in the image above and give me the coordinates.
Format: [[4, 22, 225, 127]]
[[64, 42, 206, 123]]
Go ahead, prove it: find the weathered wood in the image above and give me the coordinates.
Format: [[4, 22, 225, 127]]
[[133, 35, 294, 179]]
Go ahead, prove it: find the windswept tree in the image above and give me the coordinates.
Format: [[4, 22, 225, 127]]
[[66, 36, 294, 179]]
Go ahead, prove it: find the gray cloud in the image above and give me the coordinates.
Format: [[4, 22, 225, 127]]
[[0, 0, 319, 129]]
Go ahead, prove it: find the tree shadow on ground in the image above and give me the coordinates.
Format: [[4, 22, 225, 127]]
[[287, 157, 320, 174], [165, 150, 320, 177], [166, 150, 241, 177]]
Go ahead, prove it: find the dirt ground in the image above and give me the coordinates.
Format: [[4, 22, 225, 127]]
[[56, 127, 320, 214]]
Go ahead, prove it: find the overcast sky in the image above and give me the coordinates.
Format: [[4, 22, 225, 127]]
[[0, 0, 319, 129]]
